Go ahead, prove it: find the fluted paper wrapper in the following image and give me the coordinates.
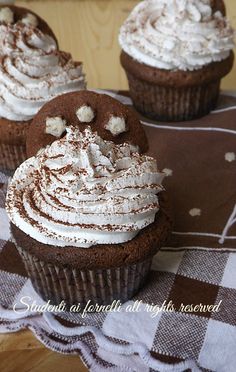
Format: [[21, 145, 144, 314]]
[[0, 143, 27, 171], [16, 245, 153, 309], [125, 71, 221, 122]]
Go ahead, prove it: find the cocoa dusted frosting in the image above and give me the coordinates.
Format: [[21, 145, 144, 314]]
[[0, 6, 86, 121], [6, 127, 165, 248], [119, 0, 235, 71], [0, 5, 58, 40]]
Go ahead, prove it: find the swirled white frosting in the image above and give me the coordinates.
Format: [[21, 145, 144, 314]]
[[0, 23, 86, 121], [119, 0, 235, 71], [6, 127, 165, 248]]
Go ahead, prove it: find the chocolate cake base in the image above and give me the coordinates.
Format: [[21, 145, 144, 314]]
[[0, 117, 30, 171], [120, 51, 234, 122], [0, 143, 27, 171], [16, 247, 153, 310], [11, 192, 172, 309]]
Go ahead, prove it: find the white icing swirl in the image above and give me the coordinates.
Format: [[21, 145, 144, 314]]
[[6, 127, 165, 248], [0, 24, 86, 121], [119, 0, 235, 71]]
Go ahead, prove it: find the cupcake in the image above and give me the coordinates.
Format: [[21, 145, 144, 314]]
[[0, 6, 86, 171], [119, 0, 235, 121], [6, 92, 171, 308]]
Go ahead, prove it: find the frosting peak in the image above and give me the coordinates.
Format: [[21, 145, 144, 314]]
[[6, 127, 165, 248], [0, 23, 57, 56], [0, 23, 86, 121], [119, 0, 235, 71]]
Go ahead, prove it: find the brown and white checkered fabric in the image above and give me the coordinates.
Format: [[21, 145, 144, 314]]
[[0, 92, 236, 371]]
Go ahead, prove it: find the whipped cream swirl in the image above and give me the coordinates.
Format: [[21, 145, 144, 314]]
[[6, 127, 165, 248], [0, 23, 86, 121], [119, 0, 235, 71]]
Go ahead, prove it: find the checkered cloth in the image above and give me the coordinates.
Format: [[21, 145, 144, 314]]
[[0, 92, 236, 372]]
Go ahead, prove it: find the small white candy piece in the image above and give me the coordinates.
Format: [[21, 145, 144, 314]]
[[162, 168, 173, 177], [0, 7, 14, 23], [105, 115, 126, 136], [225, 152, 235, 163], [76, 105, 95, 123], [45, 116, 67, 138], [189, 208, 201, 217], [21, 13, 38, 28]]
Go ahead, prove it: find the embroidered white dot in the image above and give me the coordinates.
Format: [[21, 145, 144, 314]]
[[189, 208, 201, 217]]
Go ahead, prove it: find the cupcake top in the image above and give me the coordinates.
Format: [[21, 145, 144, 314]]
[[26, 90, 149, 157], [0, 5, 57, 42], [0, 6, 86, 121], [119, 0, 235, 71], [6, 127, 165, 248]]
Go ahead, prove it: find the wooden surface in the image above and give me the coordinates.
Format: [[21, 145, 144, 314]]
[[1, 1, 236, 371]]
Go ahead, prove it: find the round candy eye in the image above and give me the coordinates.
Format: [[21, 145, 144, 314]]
[[105, 115, 127, 136], [76, 105, 95, 123], [45, 116, 67, 137]]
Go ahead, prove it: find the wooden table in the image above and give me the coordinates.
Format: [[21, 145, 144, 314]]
[[0, 1, 236, 371]]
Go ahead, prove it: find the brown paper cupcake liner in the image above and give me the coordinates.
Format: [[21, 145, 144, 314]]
[[16, 244, 153, 310], [0, 143, 27, 171], [125, 71, 221, 122]]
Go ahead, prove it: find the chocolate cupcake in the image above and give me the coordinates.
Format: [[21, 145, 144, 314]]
[[26, 90, 148, 158], [119, 0, 235, 122], [0, 6, 86, 171], [6, 94, 171, 308]]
